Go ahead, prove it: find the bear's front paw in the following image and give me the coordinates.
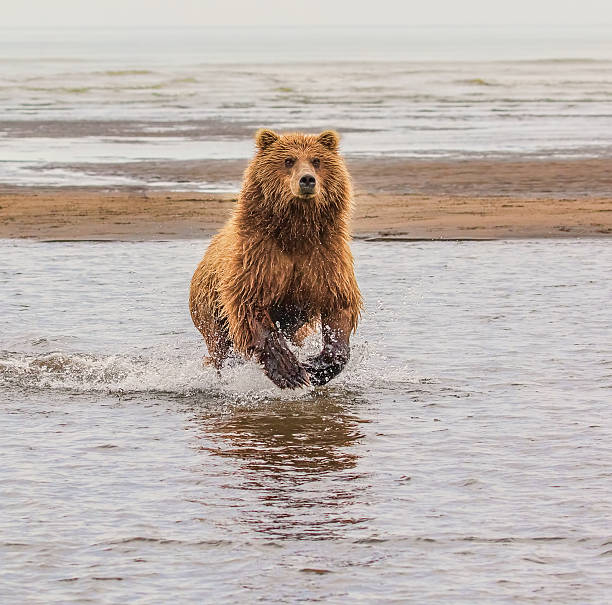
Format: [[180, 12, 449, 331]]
[[257, 331, 310, 389], [303, 350, 349, 387]]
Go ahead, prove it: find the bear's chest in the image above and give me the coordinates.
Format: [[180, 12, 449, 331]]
[[280, 252, 334, 308]]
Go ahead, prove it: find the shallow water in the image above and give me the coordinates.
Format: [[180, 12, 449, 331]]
[[1, 26, 612, 187], [1, 238, 612, 603]]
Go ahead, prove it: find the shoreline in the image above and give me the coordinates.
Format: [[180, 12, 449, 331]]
[[1, 187, 610, 242], [1, 156, 611, 241]]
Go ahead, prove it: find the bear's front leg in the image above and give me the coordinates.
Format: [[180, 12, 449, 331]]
[[248, 309, 310, 389], [303, 309, 352, 386]]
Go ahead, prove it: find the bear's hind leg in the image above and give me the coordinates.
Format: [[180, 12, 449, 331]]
[[203, 321, 232, 371], [271, 307, 314, 348], [288, 320, 317, 347]]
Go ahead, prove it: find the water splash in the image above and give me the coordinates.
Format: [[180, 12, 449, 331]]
[[0, 337, 421, 400]]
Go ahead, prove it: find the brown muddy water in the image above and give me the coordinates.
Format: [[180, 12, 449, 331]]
[[1, 238, 611, 603]]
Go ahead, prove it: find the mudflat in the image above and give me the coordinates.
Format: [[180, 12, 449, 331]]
[[1, 158, 611, 240]]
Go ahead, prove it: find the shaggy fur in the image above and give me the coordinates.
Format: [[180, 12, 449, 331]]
[[189, 129, 362, 388]]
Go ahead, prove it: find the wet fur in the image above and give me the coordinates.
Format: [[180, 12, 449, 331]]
[[189, 129, 362, 387]]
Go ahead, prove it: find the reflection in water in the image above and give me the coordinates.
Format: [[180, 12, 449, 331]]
[[187, 390, 371, 540]]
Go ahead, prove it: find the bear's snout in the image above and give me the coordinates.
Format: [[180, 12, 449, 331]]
[[299, 173, 316, 196]]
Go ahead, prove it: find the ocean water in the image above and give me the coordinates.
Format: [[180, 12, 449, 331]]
[[1, 238, 611, 603], [1, 26, 612, 187]]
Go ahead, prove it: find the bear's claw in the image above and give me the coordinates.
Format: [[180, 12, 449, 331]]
[[256, 330, 311, 389], [303, 351, 349, 387]]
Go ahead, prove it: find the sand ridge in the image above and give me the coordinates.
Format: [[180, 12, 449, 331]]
[[1, 187, 610, 241], [2, 156, 611, 241]]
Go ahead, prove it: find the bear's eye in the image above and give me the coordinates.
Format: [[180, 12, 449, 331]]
[[312, 158, 320, 169], [284, 158, 295, 168]]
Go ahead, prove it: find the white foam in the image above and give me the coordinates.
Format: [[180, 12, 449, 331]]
[[0, 336, 421, 401]]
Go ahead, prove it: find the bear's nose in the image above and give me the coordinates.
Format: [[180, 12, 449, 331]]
[[299, 174, 316, 193]]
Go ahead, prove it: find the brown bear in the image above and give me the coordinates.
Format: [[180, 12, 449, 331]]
[[189, 129, 362, 389]]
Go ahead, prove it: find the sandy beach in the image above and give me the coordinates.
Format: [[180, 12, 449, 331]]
[[1, 158, 611, 240]]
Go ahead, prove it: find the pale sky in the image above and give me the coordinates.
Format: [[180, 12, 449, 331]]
[[4, 0, 612, 28]]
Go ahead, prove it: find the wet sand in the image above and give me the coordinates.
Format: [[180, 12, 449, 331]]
[[1, 158, 611, 240]]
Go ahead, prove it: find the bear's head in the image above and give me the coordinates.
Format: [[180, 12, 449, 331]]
[[246, 129, 350, 215]]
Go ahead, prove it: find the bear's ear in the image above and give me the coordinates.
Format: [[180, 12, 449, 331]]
[[317, 130, 339, 151], [255, 129, 280, 150]]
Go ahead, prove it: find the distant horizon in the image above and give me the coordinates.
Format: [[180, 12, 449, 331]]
[[2, 22, 610, 65], [4, 0, 612, 29]]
